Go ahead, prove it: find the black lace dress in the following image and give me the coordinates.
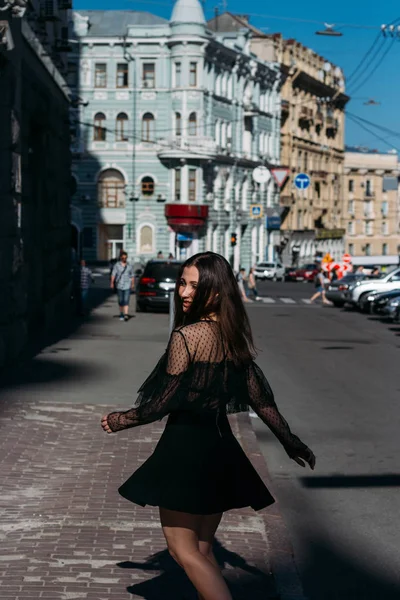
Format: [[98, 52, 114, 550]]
[[107, 321, 310, 515]]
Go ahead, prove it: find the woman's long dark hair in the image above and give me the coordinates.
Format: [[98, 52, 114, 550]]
[[173, 252, 256, 365]]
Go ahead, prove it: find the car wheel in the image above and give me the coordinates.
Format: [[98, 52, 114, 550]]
[[358, 292, 371, 313], [333, 301, 345, 308]]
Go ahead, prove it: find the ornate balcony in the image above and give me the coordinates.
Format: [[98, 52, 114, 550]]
[[165, 204, 209, 233], [157, 136, 217, 161]]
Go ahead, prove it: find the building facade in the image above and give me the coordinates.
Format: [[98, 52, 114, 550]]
[[0, 0, 71, 367], [70, 0, 281, 270], [344, 148, 400, 262], [208, 13, 349, 264]]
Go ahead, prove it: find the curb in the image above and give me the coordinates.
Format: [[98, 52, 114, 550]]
[[235, 413, 307, 600]]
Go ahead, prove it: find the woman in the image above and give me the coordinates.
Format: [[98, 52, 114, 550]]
[[310, 266, 331, 305], [237, 267, 252, 303], [247, 266, 260, 300], [101, 252, 315, 600]]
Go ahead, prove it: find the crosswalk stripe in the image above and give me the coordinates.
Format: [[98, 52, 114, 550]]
[[280, 297, 296, 304], [301, 299, 312, 304], [260, 297, 276, 303]]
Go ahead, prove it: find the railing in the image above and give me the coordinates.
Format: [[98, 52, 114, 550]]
[[326, 116, 339, 129], [299, 107, 313, 121]]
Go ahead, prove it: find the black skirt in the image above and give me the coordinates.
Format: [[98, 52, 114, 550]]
[[118, 410, 275, 515]]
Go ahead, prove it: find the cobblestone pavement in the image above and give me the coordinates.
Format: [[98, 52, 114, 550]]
[[0, 291, 305, 600]]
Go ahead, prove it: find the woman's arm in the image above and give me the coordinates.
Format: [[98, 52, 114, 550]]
[[101, 330, 190, 433]]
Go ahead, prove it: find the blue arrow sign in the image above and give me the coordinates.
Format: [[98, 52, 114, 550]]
[[294, 173, 311, 190]]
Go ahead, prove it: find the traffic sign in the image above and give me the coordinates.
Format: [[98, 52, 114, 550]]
[[271, 168, 289, 188], [294, 173, 311, 190], [342, 253, 352, 263], [266, 215, 281, 230], [252, 166, 271, 184], [250, 205, 263, 218]]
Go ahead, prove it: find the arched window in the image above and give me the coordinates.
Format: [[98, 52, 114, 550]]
[[175, 112, 182, 137], [98, 169, 125, 208], [141, 176, 155, 196], [139, 225, 154, 254], [94, 112, 106, 141], [141, 113, 155, 142], [188, 112, 197, 136], [116, 113, 128, 141]]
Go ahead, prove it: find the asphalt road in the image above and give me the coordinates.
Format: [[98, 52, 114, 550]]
[[247, 282, 400, 600]]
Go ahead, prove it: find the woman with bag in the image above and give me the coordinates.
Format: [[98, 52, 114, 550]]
[[247, 266, 260, 300], [101, 252, 315, 600]]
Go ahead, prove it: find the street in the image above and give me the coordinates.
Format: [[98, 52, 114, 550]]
[[249, 282, 400, 599], [0, 276, 399, 600]]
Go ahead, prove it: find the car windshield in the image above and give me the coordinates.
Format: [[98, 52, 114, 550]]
[[257, 263, 275, 268], [143, 262, 182, 279], [299, 264, 315, 270]]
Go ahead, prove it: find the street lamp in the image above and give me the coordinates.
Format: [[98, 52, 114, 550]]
[[315, 24, 343, 37]]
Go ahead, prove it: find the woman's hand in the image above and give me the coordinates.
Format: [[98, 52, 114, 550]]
[[101, 415, 113, 434], [292, 447, 316, 470]]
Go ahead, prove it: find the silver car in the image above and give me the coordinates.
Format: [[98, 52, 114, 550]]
[[326, 274, 368, 308], [254, 262, 285, 282]]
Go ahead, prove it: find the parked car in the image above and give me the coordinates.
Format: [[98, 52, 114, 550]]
[[290, 263, 319, 283], [346, 267, 400, 310], [372, 290, 400, 317], [136, 260, 183, 312], [326, 274, 370, 308], [254, 262, 285, 281], [284, 267, 297, 282]]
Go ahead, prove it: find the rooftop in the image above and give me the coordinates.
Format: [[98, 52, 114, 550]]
[[73, 10, 167, 36]]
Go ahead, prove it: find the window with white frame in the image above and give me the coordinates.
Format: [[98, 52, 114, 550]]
[[174, 62, 181, 88], [189, 62, 197, 87], [381, 200, 388, 216], [382, 243, 388, 255], [188, 168, 196, 201], [365, 179, 373, 197], [115, 113, 128, 141], [94, 63, 107, 88], [142, 63, 155, 88], [141, 113, 155, 142], [188, 112, 197, 136], [348, 243, 354, 255], [116, 63, 129, 88], [365, 243, 371, 256], [347, 221, 355, 235], [365, 220, 373, 235], [382, 221, 389, 235], [348, 199, 354, 214], [174, 169, 181, 201], [93, 112, 106, 141]]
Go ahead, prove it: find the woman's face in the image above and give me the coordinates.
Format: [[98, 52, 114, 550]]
[[179, 266, 199, 312]]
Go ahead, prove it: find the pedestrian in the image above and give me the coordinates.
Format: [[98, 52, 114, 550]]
[[101, 252, 315, 600], [310, 266, 331, 305], [247, 267, 260, 300], [157, 251, 164, 259], [110, 251, 135, 321], [237, 267, 252, 303], [356, 266, 364, 274], [371, 267, 380, 277], [80, 259, 93, 315], [168, 253, 174, 260]]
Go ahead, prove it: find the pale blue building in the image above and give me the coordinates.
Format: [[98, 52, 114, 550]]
[[69, 0, 282, 270]]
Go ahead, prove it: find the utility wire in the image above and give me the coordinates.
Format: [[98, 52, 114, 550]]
[[346, 111, 400, 140], [348, 37, 397, 96], [346, 114, 400, 151]]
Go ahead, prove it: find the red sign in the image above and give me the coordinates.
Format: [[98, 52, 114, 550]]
[[342, 253, 352, 263], [271, 168, 290, 188]]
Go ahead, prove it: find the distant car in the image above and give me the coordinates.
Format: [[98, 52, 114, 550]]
[[284, 267, 297, 282], [372, 290, 400, 317], [291, 263, 319, 283], [136, 260, 183, 312], [254, 262, 285, 282], [346, 267, 400, 309], [326, 274, 369, 308]]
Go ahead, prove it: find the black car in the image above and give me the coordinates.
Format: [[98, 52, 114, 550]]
[[371, 289, 400, 314], [136, 260, 183, 312]]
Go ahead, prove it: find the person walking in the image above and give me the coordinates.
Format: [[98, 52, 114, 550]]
[[247, 267, 260, 300], [237, 267, 252, 303], [310, 266, 331, 305], [79, 259, 93, 315], [110, 251, 135, 321], [101, 251, 315, 600]]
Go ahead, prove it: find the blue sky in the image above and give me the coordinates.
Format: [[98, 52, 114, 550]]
[[74, 0, 400, 153]]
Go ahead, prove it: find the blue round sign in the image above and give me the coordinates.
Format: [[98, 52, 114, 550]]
[[294, 173, 311, 190]]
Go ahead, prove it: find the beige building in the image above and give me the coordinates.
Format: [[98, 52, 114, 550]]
[[344, 149, 400, 261], [207, 13, 349, 263]]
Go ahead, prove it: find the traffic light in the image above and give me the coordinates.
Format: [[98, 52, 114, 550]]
[[230, 233, 237, 247]]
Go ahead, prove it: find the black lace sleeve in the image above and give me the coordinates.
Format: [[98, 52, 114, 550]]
[[106, 330, 191, 432], [245, 361, 310, 458]]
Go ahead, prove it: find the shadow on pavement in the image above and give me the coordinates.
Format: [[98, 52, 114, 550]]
[[301, 474, 400, 488], [119, 539, 275, 599]]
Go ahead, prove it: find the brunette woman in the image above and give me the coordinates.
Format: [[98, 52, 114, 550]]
[[101, 252, 315, 600]]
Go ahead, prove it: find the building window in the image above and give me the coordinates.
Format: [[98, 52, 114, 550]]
[[175, 112, 181, 137], [174, 169, 181, 201], [141, 113, 155, 142], [347, 221, 354, 235], [348, 243, 354, 255], [189, 62, 197, 87], [365, 220, 373, 235], [382, 221, 389, 235], [382, 243, 388, 255], [139, 225, 154, 254], [365, 179, 373, 197], [98, 169, 125, 208], [188, 168, 196, 201], [364, 201, 372, 217], [348, 179, 354, 192], [174, 62, 181, 88], [348, 199, 354, 214], [116, 63, 129, 88], [315, 181, 321, 199], [94, 63, 107, 88], [188, 112, 197, 136], [142, 63, 155, 88], [141, 176, 155, 196], [365, 243, 371, 256], [381, 201, 388, 216], [116, 113, 128, 141], [93, 112, 106, 141]]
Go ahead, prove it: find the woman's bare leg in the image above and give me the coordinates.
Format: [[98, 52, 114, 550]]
[[159, 508, 232, 600], [197, 512, 224, 600]]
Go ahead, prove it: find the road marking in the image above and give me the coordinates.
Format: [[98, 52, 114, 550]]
[[302, 299, 312, 304], [260, 297, 276, 303], [280, 297, 296, 304]]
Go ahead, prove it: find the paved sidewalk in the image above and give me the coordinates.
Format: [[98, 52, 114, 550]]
[[0, 289, 305, 600]]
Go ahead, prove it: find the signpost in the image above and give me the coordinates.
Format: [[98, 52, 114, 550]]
[[271, 168, 290, 188], [294, 173, 311, 190], [252, 166, 271, 184], [250, 205, 263, 218]]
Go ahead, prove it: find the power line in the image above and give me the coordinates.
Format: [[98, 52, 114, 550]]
[[346, 111, 400, 140], [348, 37, 397, 96], [346, 114, 400, 151]]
